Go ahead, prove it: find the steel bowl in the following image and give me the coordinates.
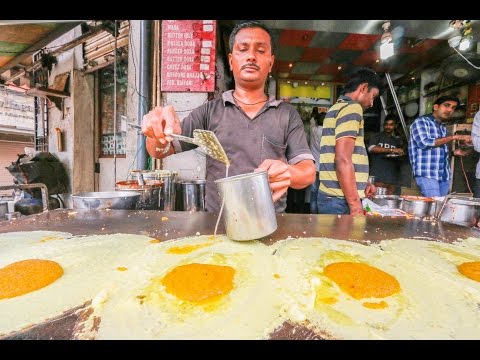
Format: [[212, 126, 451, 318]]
[[439, 199, 480, 227], [372, 195, 403, 209], [400, 196, 434, 217], [71, 191, 140, 210]]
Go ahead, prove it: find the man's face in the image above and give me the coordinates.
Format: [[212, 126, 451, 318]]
[[357, 84, 379, 110], [433, 100, 458, 122], [384, 119, 396, 134], [228, 27, 274, 87]]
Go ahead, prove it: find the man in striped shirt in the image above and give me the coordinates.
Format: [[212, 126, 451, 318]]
[[317, 68, 381, 215], [408, 95, 471, 197]]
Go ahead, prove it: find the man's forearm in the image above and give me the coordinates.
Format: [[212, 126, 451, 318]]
[[434, 136, 454, 147], [288, 160, 316, 189], [336, 160, 361, 207]]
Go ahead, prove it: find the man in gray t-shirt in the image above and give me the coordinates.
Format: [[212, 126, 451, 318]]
[[142, 21, 315, 213]]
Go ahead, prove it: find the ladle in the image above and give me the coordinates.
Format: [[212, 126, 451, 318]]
[[128, 123, 230, 165]]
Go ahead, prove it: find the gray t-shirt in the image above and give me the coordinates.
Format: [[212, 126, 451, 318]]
[[173, 90, 314, 213]]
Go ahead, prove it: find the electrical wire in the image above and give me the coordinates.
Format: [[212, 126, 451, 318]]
[[453, 47, 480, 69], [126, 138, 144, 179], [460, 155, 473, 194]]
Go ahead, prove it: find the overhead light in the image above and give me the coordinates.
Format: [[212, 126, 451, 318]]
[[448, 20, 473, 52], [448, 31, 462, 48], [459, 36, 472, 51], [380, 20, 394, 60], [380, 41, 394, 60]]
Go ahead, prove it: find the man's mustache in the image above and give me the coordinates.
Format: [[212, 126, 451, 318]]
[[241, 63, 260, 70]]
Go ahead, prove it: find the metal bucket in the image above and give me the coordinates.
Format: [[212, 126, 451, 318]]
[[115, 180, 161, 210], [176, 180, 206, 212], [71, 191, 140, 210], [214, 171, 277, 241]]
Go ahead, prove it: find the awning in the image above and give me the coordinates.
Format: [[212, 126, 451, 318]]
[[0, 21, 82, 82]]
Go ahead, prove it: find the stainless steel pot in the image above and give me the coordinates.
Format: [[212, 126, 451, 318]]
[[401, 197, 434, 217], [439, 199, 480, 227], [71, 191, 140, 210], [215, 171, 277, 241], [372, 195, 403, 209], [176, 180, 206, 212], [116, 180, 161, 210]]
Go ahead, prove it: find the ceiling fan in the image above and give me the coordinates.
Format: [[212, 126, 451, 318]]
[[441, 52, 480, 82]]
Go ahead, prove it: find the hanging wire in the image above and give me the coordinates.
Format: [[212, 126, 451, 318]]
[[452, 47, 480, 70], [460, 156, 473, 194], [126, 140, 144, 179]]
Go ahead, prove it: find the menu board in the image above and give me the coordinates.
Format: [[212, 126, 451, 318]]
[[161, 20, 216, 92]]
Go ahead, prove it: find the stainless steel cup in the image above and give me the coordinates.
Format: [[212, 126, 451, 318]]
[[214, 171, 277, 241]]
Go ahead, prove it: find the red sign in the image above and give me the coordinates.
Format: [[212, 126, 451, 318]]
[[161, 20, 216, 92]]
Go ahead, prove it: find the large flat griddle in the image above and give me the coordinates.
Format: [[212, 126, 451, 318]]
[[1, 209, 478, 340]]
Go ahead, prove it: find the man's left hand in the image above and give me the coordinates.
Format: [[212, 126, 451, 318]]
[[255, 159, 291, 202], [365, 182, 376, 198]]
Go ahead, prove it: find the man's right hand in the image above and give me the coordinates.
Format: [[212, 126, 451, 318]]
[[454, 134, 472, 144], [392, 148, 405, 156], [141, 105, 182, 145]]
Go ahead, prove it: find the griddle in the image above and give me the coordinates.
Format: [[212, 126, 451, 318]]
[[1, 209, 478, 339]]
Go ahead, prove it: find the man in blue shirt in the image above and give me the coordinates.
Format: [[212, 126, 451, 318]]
[[408, 95, 471, 197]]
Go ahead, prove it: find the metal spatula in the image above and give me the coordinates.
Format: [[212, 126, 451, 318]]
[[128, 123, 230, 165]]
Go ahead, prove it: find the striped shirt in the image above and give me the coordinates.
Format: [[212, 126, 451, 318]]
[[318, 96, 369, 198], [408, 114, 450, 181]]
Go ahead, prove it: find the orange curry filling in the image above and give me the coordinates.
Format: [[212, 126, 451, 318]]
[[161, 263, 235, 303], [324, 262, 400, 300], [0, 259, 64, 300]]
